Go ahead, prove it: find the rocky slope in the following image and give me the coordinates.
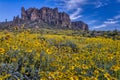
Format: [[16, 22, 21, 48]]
[[71, 21, 88, 30]]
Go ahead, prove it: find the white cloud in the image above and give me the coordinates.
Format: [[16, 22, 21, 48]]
[[64, 0, 87, 10], [95, 1, 103, 8], [107, 19, 114, 21], [114, 14, 120, 19], [93, 13, 120, 29], [93, 19, 119, 29], [94, 1, 108, 8], [104, 20, 118, 24], [70, 8, 82, 20], [94, 24, 106, 29], [63, 0, 87, 20], [117, 0, 120, 2]]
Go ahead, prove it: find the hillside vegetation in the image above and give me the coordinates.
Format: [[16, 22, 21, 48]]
[[0, 28, 120, 80]]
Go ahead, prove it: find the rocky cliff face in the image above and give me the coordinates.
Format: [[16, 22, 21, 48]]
[[20, 7, 71, 27], [12, 7, 89, 30], [13, 16, 22, 24], [71, 21, 88, 31]]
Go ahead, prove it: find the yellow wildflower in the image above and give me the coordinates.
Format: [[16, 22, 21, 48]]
[[12, 46, 18, 50], [104, 73, 111, 79], [46, 49, 52, 54], [25, 49, 32, 53], [0, 48, 5, 54], [82, 64, 89, 69], [111, 65, 120, 71], [70, 76, 79, 80], [11, 58, 17, 62]]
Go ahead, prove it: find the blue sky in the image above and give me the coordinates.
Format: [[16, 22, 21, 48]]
[[0, 0, 120, 30]]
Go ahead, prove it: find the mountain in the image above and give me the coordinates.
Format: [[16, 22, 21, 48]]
[[0, 7, 89, 30]]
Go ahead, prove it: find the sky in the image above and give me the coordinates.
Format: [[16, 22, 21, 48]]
[[0, 0, 120, 30]]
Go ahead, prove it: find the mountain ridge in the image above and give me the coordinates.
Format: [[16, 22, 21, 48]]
[[0, 7, 89, 30]]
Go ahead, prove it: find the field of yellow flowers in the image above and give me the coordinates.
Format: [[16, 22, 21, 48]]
[[0, 29, 120, 80]]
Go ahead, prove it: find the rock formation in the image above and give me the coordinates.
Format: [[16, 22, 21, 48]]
[[20, 7, 71, 27], [13, 15, 22, 24], [71, 21, 88, 30], [12, 7, 89, 30]]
